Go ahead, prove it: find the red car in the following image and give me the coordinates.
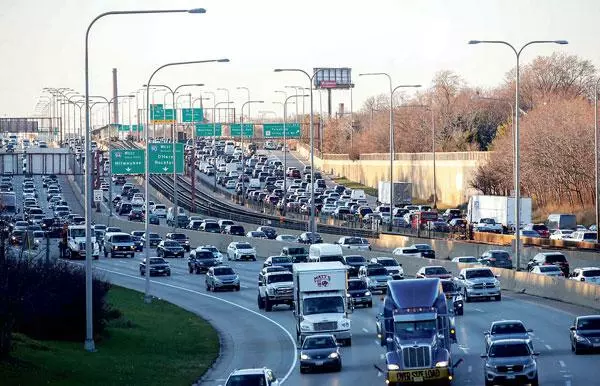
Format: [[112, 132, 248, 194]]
[[415, 265, 452, 279], [128, 209, 144, 222], [528, 224, 550, 238]]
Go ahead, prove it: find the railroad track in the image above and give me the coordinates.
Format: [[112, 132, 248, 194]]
[[112, 140, 377, 238]]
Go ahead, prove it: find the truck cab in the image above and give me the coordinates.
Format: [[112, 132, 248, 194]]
[[293, 262, 352, 346], [66, 225, 99, 260], [380, 278, 457, 385]]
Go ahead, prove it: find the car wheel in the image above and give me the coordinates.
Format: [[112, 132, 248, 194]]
[[495, 294, 502, 301], [189, 266, 193, 274], [140, 269, 145, 276], [300, 367, 306, 374], [345, 338, 352, 347], [235, 285, 240, 291], [257, 294, 265, 309], [573, 343, 581, 355], [265, 298, 272, 312], [463, 289, 471, 303], [530, 376, 539, 386], [336, 362, 342, 372], [368, 302, 373, 308], [167, 272, 171, 277], [103, 250, 107, 258], [485, 381, 493, 386], [206, 282, 211, 292]]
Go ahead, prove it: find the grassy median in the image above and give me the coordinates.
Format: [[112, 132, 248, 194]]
[[331, 176, 379, 197], [1, 286, 219, 386]]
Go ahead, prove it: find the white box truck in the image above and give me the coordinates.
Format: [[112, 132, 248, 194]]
[[467, 195, 532, 231], [378, 181, 412, 205], [293, 262, 352, 346]]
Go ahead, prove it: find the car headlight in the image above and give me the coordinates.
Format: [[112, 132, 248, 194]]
[[485, 362, 495, 369], [466, 282, 474, 288], [300, 323, 311, 331], [435, 361, 448, 368], [524, 361, 536, 370], [340, 319, 350, 329], [328, 352, 339, 359], [365, 291, 371, 296], [300, 353, 310, 360], [575, 335, 588, 343], [387, 364, 400, 371], [346, 293, 351, 297]]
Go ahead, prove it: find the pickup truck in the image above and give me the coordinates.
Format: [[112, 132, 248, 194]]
[[565, 230, 597, 243], [473, 218, 503, 233]]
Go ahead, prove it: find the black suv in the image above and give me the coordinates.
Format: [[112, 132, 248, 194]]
[[343, 255, 367, 277], [188, 248, 220, 274], [224, 225, 245, 236], [480, 250, 513, 270], [527, 252, 570, 276], [166, 232, 191, 252]]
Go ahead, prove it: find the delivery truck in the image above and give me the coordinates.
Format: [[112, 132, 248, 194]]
[[467, 195, 532, 232], [378, 181, 412, 206], [293, 262, 352, 346]]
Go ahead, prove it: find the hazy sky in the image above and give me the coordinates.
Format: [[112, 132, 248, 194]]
[[2, 0, 599, 120]]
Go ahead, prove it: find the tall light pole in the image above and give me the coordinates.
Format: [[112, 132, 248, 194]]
[[285, 85, 301, 120], [594, 78, 600, 243], [237, 86, 251, 121], [210, 100, 234, 192], [469, 39, 568, 270], [217, 88, 230, 122], [239, 100, 264, 204], [143, 58, 228, 300], [275, 68, 333, 235], [359, 72, 420, 230]]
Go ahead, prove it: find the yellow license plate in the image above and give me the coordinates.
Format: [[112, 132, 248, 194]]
[[389, 368, 448, 383]]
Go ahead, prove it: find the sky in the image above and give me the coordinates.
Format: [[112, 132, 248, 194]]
[[2, 0, 600, 121]]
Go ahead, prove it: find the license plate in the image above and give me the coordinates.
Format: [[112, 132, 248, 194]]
[[315, 361, 324, 366], [506, 375, 515, 379]]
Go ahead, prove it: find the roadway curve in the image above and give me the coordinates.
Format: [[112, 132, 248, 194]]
[[91, 256, 598, 386]]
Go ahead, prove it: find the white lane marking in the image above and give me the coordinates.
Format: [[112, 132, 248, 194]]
[[565, 381, 572, 386], [473, 308, 484, 313], [380, 353, 385, 360], [362, 328, 369, 333], [559, 360, 566, 368], [467, 365, 472, 373], [374, 340, 380, 346], [377, 372, 382, 377], [458, 345, 469, 353], [545, 344, 552, 350], [94, 266, 298, 384]]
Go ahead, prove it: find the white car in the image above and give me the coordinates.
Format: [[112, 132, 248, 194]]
[[224, 368, 279, 386], [392, 247, 421, 258], [225, 179, 237, 189], [153, 204, 167, 218], [131, 197, 145, 206], [275, 234, 297, 242], [336, 236, 371, 251], [569, 267, 600, 284], [530, 265, 564, 277], [321, 204, 337, 215], [549, 229, 574, 240], [451, 256, 479, 264], [227, 241, 257, 261], [197, 245, 224, 264], [565, 231, 597, 242], [147, 201, 156, 212]]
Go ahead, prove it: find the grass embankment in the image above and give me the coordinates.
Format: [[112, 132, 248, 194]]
[[1, 286, 219, 386], [331, 176, 378, 197]]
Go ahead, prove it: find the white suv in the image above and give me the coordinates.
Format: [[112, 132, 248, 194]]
[[225, 368, 279, 386], [569, 267, 600, 285], [227, 242, 257, 261]]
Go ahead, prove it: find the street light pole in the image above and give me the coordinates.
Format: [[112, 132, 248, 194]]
[[469, 39, 568, 270], [237, 87, 251, 121], [217, 88, 230, 123], [359, 72, 421, 230], [239, 100, 264, 205], [285, 85, 301, 121], [595, 78, 600, 243], [212, 101, 234, 192]]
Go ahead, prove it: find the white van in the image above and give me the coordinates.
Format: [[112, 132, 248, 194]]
[[224, 141, 235, 155], [167, 206, 186, 222], [350, 189, 366, 200], [308, 243, 344, 263]]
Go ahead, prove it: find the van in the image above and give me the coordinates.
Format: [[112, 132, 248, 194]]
[[350, 189, 366, 200], [167, 206, 186, 223], [308, 243, 344, 263], [546, 213, 577, 231]]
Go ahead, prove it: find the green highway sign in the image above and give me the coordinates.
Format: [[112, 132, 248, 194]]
[[131, 124, 144, 132], [148, 142, 185, 174], [263, 123, 301, 138], [110, 149, 145, 175], [150, 104, 164, 121], [53, 128, 58, 135], [196, 123, 222, 137], [118, 124, 131, 132], [182, 108, 204, 123], [164, 108, 176, 121], [230, 123, 254, 137]]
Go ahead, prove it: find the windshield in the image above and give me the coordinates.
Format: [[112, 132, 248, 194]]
[[577, 317, 600, 330], [194, 251, 214, 259], [112, 235, 132, 243], [441, 281, 456, 292], [394, 320, 437, 339], [164, 241, 180, 247], [237, 243, 252, 249], [149, 258, 167, 265], [303, 336, 336, 350], [539, 266, 561, 273], [320, 255, 344, 263], [491, 251, 510, 260], [287, 247, 306, 255], [348, 280, 368, 291], [170, 234, 187, 240], [272, 257, 292, 264], [214, 268, 235, 276], [425, 267, 448, 275], [378, 259, 399, 267], [344, 237, 363, 245], [402, 248, 419, 254], [225, 374, 265, 386], [346, 256, 366, 263], [465, 269, 494, 279], [303, 296, 344, 315], [458, 257, 477, 263], [267, 274, 293, 284], [70, 228, 85, 238], [368, 267, 388, 276], [414, 244, 431, 251], [492, 322, 527, 334], [545, 254, 567, 263], [489, 342, 530, 357], [481, 218, 496, 224]]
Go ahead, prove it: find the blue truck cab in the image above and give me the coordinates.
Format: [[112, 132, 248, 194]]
[[380, 278, 458, 385]]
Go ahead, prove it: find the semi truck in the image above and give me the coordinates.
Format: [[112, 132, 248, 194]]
[[467, 195, 532, 232], [293, 262, 352, 346], [377, 278, 460, 385], [378, 181, 412, 206]]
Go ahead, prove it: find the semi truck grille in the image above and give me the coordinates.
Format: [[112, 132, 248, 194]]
[[402, 346, 431, 369], [314, 322, 337, 331]]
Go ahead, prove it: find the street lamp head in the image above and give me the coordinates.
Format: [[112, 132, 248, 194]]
[[555, 40, 568, 45], [468, 40, 481, 45], [188, 8, 207, 14], [217, 58, 230, 63]]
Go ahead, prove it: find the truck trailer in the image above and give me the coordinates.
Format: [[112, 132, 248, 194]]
[[293, 262, 352, 346], [378, 278, 459, 385], [467, 195, 532, 232], [378, 181, 412, 206]]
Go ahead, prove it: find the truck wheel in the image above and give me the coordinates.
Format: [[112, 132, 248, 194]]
[[265, 298, 272, 312], [103, 249, 107, 258], [189, 266, 193, 273], [257, 294, 265, 309], [463, 289, 471, 303]]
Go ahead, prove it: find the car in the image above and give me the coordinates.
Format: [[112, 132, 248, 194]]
[[256, 226, 277, 240], [188, 248, 220, 274], [570, 315, 600, 354], [358, 263, 392, 293], [456, 267, 501, 302], [530, 265, 564, 277], [481, 339, 539, 386], [440, 279, 463, 315], [224, 368, 279, 386], [346, 278, 372, 308], [566, 230, 598, 242], [165, 232, 191, 252], [297, 232, 322, 244], [369, 257, 404, 279], [524, 224, 550, 238], [227, 241, 257, 261], [474, 218, 503, 233], [527, 252, 569, 277], [103, 232, 136, 258], [343, 255, 367, 277], [128, 209, 144, 221], [519, 229, 541, 238], [218, 219, 235, 232], [299, 334, 342, 373], [142, 232, 162, 248], [451, 256, 479, 264], [200, 221, 222, 233], [139, 257, 171, 277], [152, 204, 167, 217], [246, 230, 268, 239], [130, 230, 145, 252], [276, 234, 298, 242], [415, 265, 452, 279], [149, 213, 160, 225], [106, 226, 122, 233], [196, 245, 224, 264], [206, 265, 240, 292], [336, 236, 371, 251], [410, 244, 435, 259], [118, 203, 132, 216], [187, 220, 203, 230], [569, 267, 600, 284], [549, 229, 575, 240], [156, 240, 185, 258], [484, 320, 534, 352], [479, 250, 513, 270], [392, 247, 421, 258], [223, 224, 245, 236], [257, 270, 294, 311]]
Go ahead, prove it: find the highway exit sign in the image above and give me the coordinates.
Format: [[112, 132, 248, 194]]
[[110, 149, 145, 175], [148, 143, 184, 174], [196, 123, 222, 137], [182, 108, 204, 123], [263, 123, 301, 138]]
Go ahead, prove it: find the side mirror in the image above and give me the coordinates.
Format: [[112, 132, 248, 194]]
[[527, 329, 533, 333], [495, 275, 500, 278], [569, 326, 576, 331], [458, 275, 465, 280], [484, 331, 490, 335], [532, 352, 540, 356]]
